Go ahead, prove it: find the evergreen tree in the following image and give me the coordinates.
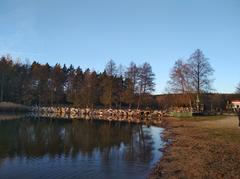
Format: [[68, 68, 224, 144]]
[[100, 60, 117, 108], [137, 62, 155, 109], [79, 69, 98, 107], [0, 55, 13, 102], [66, 64, 76, 104], [0, 55, 157, 108], [99, 71, 112, 107], [50, 64, 66, 104]]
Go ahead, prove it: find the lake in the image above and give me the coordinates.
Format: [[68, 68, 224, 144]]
[[0, 116, 164, 179]]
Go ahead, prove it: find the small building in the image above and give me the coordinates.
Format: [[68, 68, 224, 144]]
[[231, 100, 240, 109]]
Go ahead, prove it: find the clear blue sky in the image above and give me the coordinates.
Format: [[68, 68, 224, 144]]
[[0, 0, 239, 94]]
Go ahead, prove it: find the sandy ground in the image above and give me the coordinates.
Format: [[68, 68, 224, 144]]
[[149, 116, 240, 179]]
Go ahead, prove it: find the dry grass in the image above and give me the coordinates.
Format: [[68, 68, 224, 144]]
[[177, 115, 227, 121], [150, 116, 240, 179], [206, 128, 240, 143]]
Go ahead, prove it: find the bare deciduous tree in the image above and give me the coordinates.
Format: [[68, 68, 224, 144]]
[[125, 62, 139, 93], [122, 62, 139, 108], [188, 49, 214, 95], [167, 59, 192, 93], [105, 59, 117, 77], [117, 64, 125, 78]]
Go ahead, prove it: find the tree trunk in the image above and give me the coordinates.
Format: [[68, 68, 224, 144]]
[[0, 74, 4, 102], [0, 84, 3, 102], [137, 94, 141, 109]]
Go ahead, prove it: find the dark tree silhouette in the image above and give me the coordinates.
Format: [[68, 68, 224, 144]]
[[66, 64, 76, 104], [99, 71, 112, 107], [0, 56, 13, 102]]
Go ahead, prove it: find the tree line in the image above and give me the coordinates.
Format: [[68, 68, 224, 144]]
[[0, 56, 155, 108], [1, 49, 239, 109]]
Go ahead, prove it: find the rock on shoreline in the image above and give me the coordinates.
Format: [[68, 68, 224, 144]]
[[31, 106, 168, 124]]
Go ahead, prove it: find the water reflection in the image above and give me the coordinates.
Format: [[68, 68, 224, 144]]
[[0, 116, 164, 179]]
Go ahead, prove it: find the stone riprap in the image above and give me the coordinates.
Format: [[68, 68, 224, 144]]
[[31, 107, 167, 124]]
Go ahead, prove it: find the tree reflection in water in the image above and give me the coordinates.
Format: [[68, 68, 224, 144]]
[[0, 117, 163, 179]]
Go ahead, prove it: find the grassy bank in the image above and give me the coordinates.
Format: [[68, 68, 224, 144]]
[[150, 115, 240, 178], [0, 102, 29, 113]]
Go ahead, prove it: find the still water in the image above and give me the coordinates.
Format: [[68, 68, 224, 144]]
[[0, 116, 164, 179]]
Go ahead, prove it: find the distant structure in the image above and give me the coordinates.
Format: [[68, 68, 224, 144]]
[[231, 100, 240, 109]]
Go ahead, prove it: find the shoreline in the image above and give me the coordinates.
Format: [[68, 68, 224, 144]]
[[0, 102, 30, 112], [149, 118, 174, 178], [149, 116, 240, 178]]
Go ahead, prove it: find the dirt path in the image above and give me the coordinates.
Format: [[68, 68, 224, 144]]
[[150, 116, 240, 179]]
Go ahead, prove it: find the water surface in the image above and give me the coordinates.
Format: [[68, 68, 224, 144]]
[[0, 116, 164, 179]]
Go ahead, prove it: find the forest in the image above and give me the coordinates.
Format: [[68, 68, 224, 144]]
[[0, 55, 156, 108]]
